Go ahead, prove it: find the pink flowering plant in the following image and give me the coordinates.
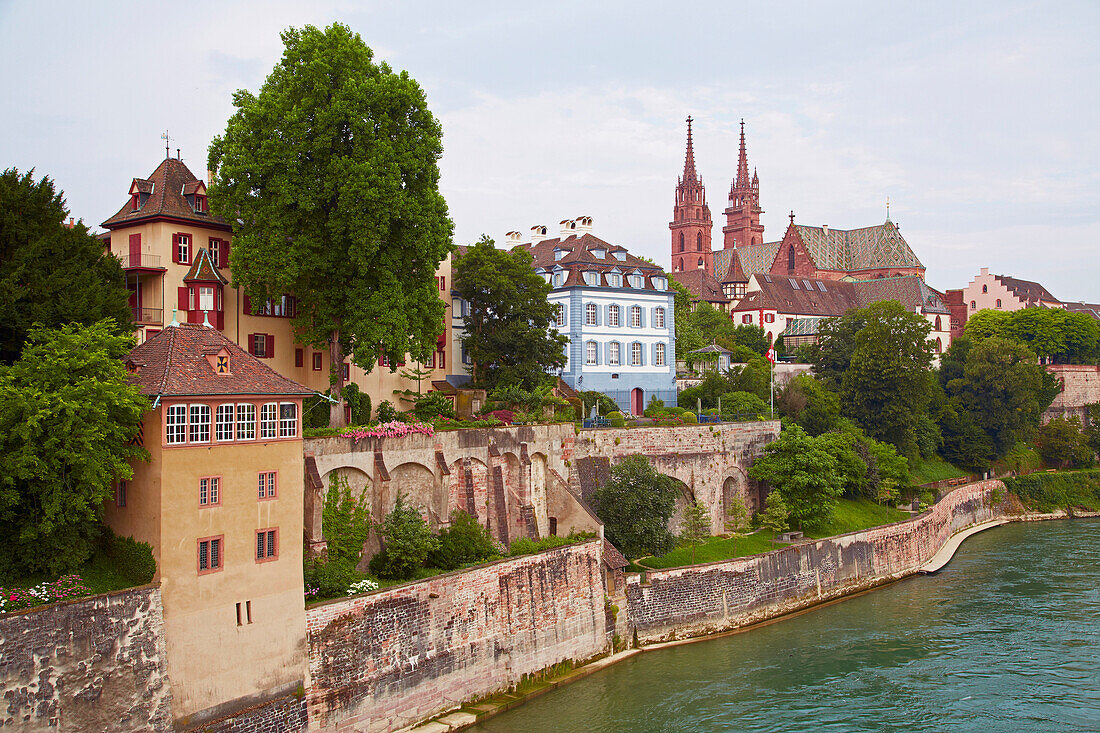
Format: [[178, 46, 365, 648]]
[[343, 421, 435, 441], [0, 575, 91, 614]]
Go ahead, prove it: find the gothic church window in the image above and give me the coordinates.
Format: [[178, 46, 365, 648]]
[[679, 233, 684, 252], [788, 245, 795, 272], [696, 232, 702, 250]]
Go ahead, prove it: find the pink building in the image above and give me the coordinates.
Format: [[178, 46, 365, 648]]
[[961, 267, 1063, 315]]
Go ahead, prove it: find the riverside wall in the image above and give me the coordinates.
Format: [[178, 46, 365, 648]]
[[625, 480, 1005, 643], [0, 585, 173, 731], [304, 538, 608, 732], [1044, 364, 1100, 424]]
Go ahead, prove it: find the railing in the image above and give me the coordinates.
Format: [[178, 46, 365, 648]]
[[132, 307, 163, 325], [120, 253, 163, 269]]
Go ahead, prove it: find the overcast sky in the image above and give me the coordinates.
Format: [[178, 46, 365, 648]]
[[2, 1, 1096, 299]]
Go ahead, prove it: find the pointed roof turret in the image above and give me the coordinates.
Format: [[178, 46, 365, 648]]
[[682, 115, 699, 183], [735, 119, 750, 189]]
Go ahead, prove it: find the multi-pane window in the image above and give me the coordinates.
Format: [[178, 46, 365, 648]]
[[215, 404, 234, 441], [312, 352, 323, 371], [236, 403, 256, 440], [278, 403, 298, 438], [198, 537, 222, 573], [585, 303, 597, 325], [608, 342, 621, 366], [631, 342, 642, 366], [629, 274, 643, 288], [166, 405, 187, 444], [630, 306, 641, 328], [609, 273, 622, 287], [584, 271, 599, 286], [656, 343, 666, 366], [176, 234, 190, 263], [259, 295, 296, 317], [553, 304, 565, 327], [654, 307, 665, 328], [116, 481, 127, 507], [189, 404, 211, 443], [208, 238, 221, 266], [199, 476, 220, 506], [260, 403, 278, 439], [256, 529, 278, 561], [586, 341, 598, 365], [258, 471, 277, 499], [608, 305, 620, 327]]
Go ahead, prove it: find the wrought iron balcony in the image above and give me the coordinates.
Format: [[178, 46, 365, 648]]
[[132, 307, 163, 325], [120, 253, 164, 270]]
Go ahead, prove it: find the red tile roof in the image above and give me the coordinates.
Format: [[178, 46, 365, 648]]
[[730, 275, 950, 317], [524, 233, 668, 290], [1065, 301, 1100, 320], [126, 324, 313, 398], [995, 275, 1061, 306], [183, 247, 228, 284], [102, 158, 230, 230], [672, 269, 728, 303]]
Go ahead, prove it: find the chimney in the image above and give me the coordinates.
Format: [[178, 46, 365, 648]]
[[559, 219, 577, 238], [505, 230, 522, 246], [575, 216, 593, 234], [822, 224, 829, 235], [980, 267, 989, 276], [530, 225, 548, 244]]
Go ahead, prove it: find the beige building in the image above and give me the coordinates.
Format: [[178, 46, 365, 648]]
[[101, 155, 457, 418], [106, 323, 313, 724], [961, 267, 1063, 315]]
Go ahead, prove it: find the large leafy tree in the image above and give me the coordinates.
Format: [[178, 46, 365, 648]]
[[593, 455, 681, 559], [669, 278, 704, 358], [452, 236, 568, 390], [964, 307, 1099, 364], [0, 168, 131, 364], [841, 300, 933, 455], [807, 308, 867, 388], [208, 23, 452, 427], [0, 321, 147, 577], [748, 424, 844, 530]]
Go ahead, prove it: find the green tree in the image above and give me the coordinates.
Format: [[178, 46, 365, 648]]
[[428, 510, 497, 570], [759, 491, 789, 536], [732, 325, 770, 356], [208, 23, 452, 427], [0, 322, 147, 576], [807, 309, 867, 387], [1085, 404, 1100, 459], [669, 277, 704, 358], [777, 374, 842, 436], [680, 500, 711, 564], [841, 300, 933, 455], [817, 430, 869, 498], [1036, 416, 1092, 469], [0, 168, 131, 364], [592, 455, 680, 559], [321, 473, 371, 567], [453, 236, 568, 390], [372, 493, 439, 579], [748, 424, 844, 530]]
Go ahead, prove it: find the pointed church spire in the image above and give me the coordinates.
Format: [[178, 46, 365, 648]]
[[735, 119, 750, 189], [682, 115, 698, 182]]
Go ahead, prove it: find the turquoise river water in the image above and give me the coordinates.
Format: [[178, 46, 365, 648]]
[[471, 519, 1100, 733]]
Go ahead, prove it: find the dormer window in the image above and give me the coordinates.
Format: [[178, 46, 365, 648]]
[[652, 277, 666, 290], [583, 271, 599, 286], [194, 195, 206, 213], [608, 272, 622, 288], [613, 251, 626, 261], [552, 272, 565, 287], [216, 355, 230, 374], [554, 248, 565, 261], [131, 193, 140, 211], [592, 248, 606, 258]]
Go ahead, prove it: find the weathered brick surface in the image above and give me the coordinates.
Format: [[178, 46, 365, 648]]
[[626, 481, 1004, 643], [188, 694, 307, 733], [0, 585, 172, 731], [1044, 365, 1100, 423], [305, 539, 607, 732]]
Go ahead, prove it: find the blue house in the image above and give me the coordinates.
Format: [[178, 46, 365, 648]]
[[518, 218, 677, 414]]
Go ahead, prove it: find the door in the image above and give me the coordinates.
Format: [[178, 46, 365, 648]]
[[631, 388, 643, 415]]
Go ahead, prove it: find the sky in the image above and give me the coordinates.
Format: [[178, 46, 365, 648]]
[[1, 0, 1097, 299]]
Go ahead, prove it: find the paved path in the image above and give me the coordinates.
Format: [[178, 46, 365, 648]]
[[918, 519, 1010, 574]]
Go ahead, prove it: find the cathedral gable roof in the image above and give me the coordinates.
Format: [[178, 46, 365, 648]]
[[793, 221, 923, 272], [712, 241, 781, 281]]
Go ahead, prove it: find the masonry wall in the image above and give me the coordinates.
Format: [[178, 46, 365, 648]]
[[305, 538, 608, 733], [626, 480, 1003, 643], [0, 585, 173, 732], [1044, 365, 1100, 424]]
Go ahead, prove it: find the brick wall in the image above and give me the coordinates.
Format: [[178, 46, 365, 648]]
[[186, 693, 307, 733], [305, 539, 608, 732], [626, 480, 1003, 643], [0, 585, 173, 731], [1044, 365, 1100, 424]]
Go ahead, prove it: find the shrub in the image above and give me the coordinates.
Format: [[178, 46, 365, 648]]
[[489, 409, 515, 424], [411, 391, 456, 422], [102, 531, 156, 586], [429, 511, 497, 570], [643, 397, 665, 417], [303, 558, 360, 598], [609, 414, 625, 428], [322, 474, 371, 567], [681, 412, 698, 424], [346, 578, 379, 596], [720, 391, 768, 417], [303, 393, 334, 430], [376, 400, 399, 424], [343, 382, 373, 425], [373, 494, 439, 579], [0, 575, 91, 614], [567, 396, 584, 419], [1002, 470, 1100, 512]]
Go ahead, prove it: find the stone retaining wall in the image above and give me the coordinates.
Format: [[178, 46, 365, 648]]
[[626, 480, 1004, 643], [305, 538, 608, 732], [0, 585, 172, 731]]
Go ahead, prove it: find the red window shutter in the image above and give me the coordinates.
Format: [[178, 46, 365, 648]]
[[215, 311, 225, 330], [295, 348, 303, 367], [247, 334, 256, 355], [242, 294, 251, 313], [177, 287, 189, 311], [128, 233, 141, 266], [378, 354, 385, 367], [223, 238, 231, 265], [171, 234, 179, 264], [266, 334, 274, 358]]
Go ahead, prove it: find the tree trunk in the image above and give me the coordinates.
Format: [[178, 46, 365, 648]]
[[328, 331, 348, 429]]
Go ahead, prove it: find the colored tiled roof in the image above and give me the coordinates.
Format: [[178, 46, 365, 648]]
[[731, 274, 947, 318], [851, 277, 950, 315], [182, 247, 228, 284], [1065, 302, 1100, 320], [713, 241, 781, 279], [720, 248, 748, 284], [103, 157, 229, 230], [793, 221, 923, 272], [126, 324, 313, 397], [995, 275, 1061, 306], [525, 233, 669, 291], [672, 269, 728, 303]]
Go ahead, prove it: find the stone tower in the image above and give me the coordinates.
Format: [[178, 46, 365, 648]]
[[722, 120, 765, 250], [669, 116, 713, 274]]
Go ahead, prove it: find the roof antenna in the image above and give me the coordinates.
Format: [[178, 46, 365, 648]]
[[886, 196, 891, 222], [161, 130, 171, 159], [176, 148, 181, 161], [168, 308, 180, 327]]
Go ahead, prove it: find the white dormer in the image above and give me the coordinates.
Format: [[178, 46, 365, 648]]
[[592, 248, 606, 259], [575, 216, 593, 233], [531, 225, 548, 244], [607, 269, 622, 288], [613, 251, 626, 261], [652, 276, 667, 290], [506, 230, 523, 246], [553, 247, 566, 261], [559, 219, 577, 238], [583, 271, 600, 286]]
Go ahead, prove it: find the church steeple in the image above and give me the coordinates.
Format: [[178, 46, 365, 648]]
[[722, 119, 764, 251], [670, 116, 713, 274]]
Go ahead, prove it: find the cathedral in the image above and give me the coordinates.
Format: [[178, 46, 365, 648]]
[[670, 118, 925, 307]]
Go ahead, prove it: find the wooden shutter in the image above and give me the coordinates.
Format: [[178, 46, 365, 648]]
[[223, 238, 231, 265], [266, 334, 274, 358], [242, 294, 251, 313], [247, 334, 256, 355], [128, 233, 141, 266], [177, 287, 189, 311], [171, 234, 179, 264]]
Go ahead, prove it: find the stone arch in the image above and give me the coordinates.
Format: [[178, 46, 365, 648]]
[[389, 461, 441, 527], [667, 477, 697, 536], [447, 456, 489, 525], [322, 465, 370, 503], [722, 468, 755, 517], [529, 452, 549, 536], [501, 451, 527, 541]]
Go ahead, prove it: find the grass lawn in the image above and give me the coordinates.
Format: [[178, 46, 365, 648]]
[[637, 498, 911, 570], [993, 442, 1044, 476], [909, 455, 969, 485], [1, 549, 143, 600]]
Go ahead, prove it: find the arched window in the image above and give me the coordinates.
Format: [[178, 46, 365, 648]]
[[788, 245, 795, 271], [679, 233, 684, 252], [678, 258, 684, 271], [982, 284, 988, 293], [696, 232, 703, 250], [697, 257, 704, 267], [585, 302, 597, 325], [935, 337, 942, 354], [996, 299, 1002, 308], [934, 316, 942, 331], [970, 300, 976, 310]]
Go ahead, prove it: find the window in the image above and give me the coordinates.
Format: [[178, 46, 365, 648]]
[[462, 345, 472, 365], [608, 273, 622, 288], [215, 355, 230, 374], [116, 481, 127, 508], [585, 303, 597, 325], [279, 403, 298, 438], [312, 352, 323, 371], [552, 272, 564, 287], [608, 305, 620, 327], [199, 476, 220, 506], [236, 403, 256, 440], [995, 299, 1002, 308], [696, 232, 703, 250], [437, 275, 446, 291], [970, 300, 977, 310], [208, 238, 221, 266], [554, 303, 565, 327], [215, 404, 234, 441], [655, 342, 666, 366], [584, 271, 599, 286], [679, 233, 684, 252], [653, 277, 666, 290], [194, 195, 206, 213], [257, 295, 296, 318], [697, 258, 704, 267], [166, 404, 187, 444], [741, 314, 752, 324], [189, 404, 211, 443], [609, 342, 621, 366], [295, 348, 304, 367], [982, 284, 988, 293], [249, 333, 273, 358], [198, 536, 223, 574], [175, 233, 191, 264], [787, 244, 795, 271], [630, 306, 641, 327], [654, 307, 665, 328], [629, 274, 643, 288], [554, 249, 565, 261], [631, 342, 642, 366], [260, 403, 278, 439], [342, 363, 350, 381], [934, 316, 942, 331], [764, 313, 776, 323], [258, 471, 278, 500], [586, 341, 598, 365], [256, 529, 278, 562]]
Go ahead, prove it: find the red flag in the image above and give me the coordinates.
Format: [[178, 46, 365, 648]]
[[766, 348, 776, 364]]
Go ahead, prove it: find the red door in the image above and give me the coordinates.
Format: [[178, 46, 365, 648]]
[[128, 233, 141, 267], [631, 388, 643, 415]]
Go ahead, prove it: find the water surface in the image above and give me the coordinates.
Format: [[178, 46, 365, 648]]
[[472, 520, 1100, 732]]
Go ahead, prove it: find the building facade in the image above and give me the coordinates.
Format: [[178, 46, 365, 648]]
[[523, 220, 677, 414], [961, 267, 1063, 315], [106, 323, 312, 725]]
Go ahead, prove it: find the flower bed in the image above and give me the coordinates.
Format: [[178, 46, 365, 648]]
[[344, 421, 435, 441], [0, 575, 91, 614]]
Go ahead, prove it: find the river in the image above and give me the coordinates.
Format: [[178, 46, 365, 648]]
[[471, 519, 1100, 733]]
